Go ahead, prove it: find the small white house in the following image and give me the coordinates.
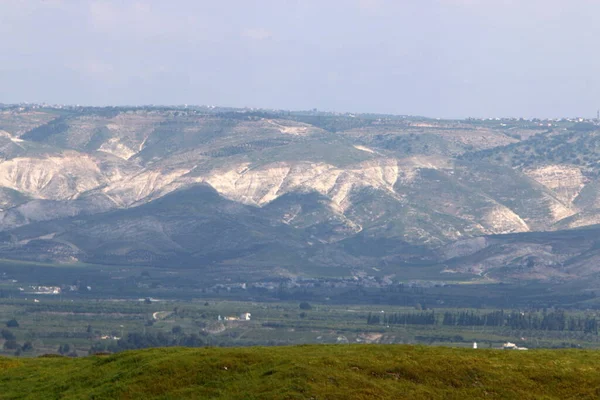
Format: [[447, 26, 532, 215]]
[[503, 342, 528, 350], [240, 313, 251, 321]]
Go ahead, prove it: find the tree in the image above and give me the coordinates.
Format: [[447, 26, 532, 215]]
[[6, 319, 19, 328], [3, 340, 18, 350], [172, 326, 183, 335], [367, 313, 381, 325], [1, 329, 15, 341], [58, 344, 71, 355], [21, 341, 33, 352], [299, 302, 312, 310]]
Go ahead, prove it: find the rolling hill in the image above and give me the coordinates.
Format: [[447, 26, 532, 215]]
[[1, 345, 600, 399]]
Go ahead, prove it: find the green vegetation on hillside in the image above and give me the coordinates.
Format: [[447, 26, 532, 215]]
[[462, 127, 600, 173], [2, 345, 600, 399]]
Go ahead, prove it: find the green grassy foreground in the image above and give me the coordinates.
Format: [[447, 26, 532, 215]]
[[1, 345, 600, 399]]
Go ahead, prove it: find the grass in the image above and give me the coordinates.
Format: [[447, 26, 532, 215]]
[[1, 345, 600, 399]]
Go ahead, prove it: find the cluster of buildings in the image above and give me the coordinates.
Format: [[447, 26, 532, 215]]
[[26, 286, 61, 295], [466, 116, 598, 124], [207, 276, 446, 294], [100, 335, 121, 341], [19, 284, 92, 295], [218, 313, 251, 321]]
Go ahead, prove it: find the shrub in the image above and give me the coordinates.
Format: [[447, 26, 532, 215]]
[[58, 344, 71, 355], [1, 329, 15, 341], [6, 319, 19, 328], [3, 340, 18, 350], [172, 326, 183, 335], [21, 342, 33, 352]]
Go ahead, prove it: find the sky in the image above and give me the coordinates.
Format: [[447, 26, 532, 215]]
[[1, 0, 600, 119]]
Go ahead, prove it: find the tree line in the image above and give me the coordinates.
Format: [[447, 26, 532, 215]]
[[367, 310, 599, 334], [367, 311, 435, 326]]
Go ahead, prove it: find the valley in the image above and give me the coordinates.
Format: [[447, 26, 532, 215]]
[[2, 106, 600, 369]]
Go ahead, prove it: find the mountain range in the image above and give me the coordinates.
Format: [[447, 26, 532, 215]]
[[1, 105, 600, 284]]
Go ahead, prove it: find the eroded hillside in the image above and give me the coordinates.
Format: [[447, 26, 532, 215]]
[[1, 105, 599, 282]]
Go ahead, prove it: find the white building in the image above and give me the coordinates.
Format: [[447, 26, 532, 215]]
[[503, 342, 528, 350], [223, 312, 251, 321], [240, 313, 251, 321]]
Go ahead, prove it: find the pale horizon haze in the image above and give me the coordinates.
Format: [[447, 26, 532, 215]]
[[1, 0, 600, 119]]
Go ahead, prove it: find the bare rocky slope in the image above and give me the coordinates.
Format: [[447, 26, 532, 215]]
[[1, 105, 600, 283]]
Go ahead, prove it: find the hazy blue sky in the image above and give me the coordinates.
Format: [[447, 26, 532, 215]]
[[2, 0, 599, 118]]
